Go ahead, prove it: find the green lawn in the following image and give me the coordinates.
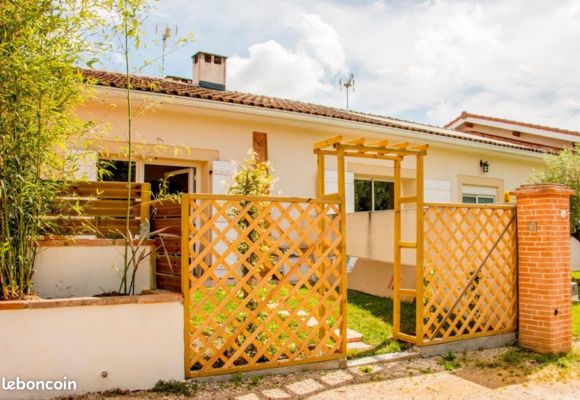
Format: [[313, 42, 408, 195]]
[[574, 302, 580, 338], [346, 289, 415, 356]]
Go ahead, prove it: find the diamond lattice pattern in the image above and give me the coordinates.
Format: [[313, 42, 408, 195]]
[[183, 195, 345, 377], [422, 206, 517, 344]]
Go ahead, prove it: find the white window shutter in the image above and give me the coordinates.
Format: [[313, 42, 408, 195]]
[[324, 170, 354, 213], [211, 160, 235, 194], [210, 160, 237, 278], [424, 179, 451, 203]]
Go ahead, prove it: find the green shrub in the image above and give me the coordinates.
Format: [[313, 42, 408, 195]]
[[528, 145, 580, 237]]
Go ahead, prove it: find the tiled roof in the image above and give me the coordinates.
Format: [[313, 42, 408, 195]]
[[446, 111, 580, 138], [82, 69, 548, 154]]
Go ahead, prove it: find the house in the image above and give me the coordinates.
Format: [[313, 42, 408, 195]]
[[446, 111, 579, 153], [62, 51, 577, 298]]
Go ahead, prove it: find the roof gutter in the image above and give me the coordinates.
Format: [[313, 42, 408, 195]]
[[94, 86, 545, 160]]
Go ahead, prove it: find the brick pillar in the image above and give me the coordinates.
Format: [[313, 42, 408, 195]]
[[515, 183, 575, 353]]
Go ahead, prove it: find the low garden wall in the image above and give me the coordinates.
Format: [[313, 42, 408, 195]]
[[0, 293, 183, 400], [34, 239, 154, 298]]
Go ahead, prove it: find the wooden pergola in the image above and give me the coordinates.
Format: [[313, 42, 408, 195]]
[[313, 135, 429, 345]]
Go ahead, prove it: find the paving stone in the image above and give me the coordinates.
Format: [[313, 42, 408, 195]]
[[347, 341, 372, 351], [262, 388, 291, 399], [286, 378, 324, 395], [319, 369, 354, 385], [236, 394, 261, 400]]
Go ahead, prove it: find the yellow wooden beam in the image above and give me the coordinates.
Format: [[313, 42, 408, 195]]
[[369, 139, 389, 147], [400, 195, 417, 204], [391, 141, 410, 149], [313, 135, 343, 150], [410, 144, 429, 151], [347, 136, 366, 145]]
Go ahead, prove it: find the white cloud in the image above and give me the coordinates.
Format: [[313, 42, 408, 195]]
[[153, 0, 580, 130], [227, 13, 346, 101]]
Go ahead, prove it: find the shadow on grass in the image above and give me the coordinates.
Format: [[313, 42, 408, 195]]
[[347, 289, 416, 356]]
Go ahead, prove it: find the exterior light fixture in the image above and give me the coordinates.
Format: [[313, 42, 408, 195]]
[[480, 160, 489, 173]]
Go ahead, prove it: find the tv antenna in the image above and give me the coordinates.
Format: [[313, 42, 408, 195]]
[[156, 24, 179, 77], [339, 73, 355, 110]]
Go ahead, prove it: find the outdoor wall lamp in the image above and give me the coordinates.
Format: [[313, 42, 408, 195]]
[[480, 160, 489, 173]]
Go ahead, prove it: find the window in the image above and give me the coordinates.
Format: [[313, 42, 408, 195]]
[[97, 159, 136, 182], [354, 179, 394, 212], [461, 185, 496, 204]]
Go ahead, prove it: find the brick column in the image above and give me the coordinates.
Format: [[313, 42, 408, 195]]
[[515, 183, 575, 353]]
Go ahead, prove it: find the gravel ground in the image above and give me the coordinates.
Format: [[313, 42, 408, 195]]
[[72, 344, 580, 400]]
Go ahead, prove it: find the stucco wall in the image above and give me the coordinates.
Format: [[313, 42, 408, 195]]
[[572, 236, 580, 271], [34, 245, 153, 298], [0, 299, 183, 400], [77, 91, 543, 201]]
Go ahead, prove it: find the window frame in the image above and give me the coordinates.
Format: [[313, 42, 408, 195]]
[[354, 177, 394, 212]]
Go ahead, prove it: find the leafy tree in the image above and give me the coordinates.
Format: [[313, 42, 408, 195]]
[[528, 145, 580, 238], [0, 0, 102, 299]]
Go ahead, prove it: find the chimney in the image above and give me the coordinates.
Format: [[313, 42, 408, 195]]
[[192, 51, 227, 90]]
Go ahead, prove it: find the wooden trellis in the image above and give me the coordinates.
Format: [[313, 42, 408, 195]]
[[422, 203, 517, 344], [313, 135, 428, 345], [181, 194, 345, 378]]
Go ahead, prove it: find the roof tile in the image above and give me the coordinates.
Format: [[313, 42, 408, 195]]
[[82, 69, 549, 154]]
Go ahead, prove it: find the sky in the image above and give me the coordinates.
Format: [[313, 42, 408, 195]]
[[101, 0, 580, 130]]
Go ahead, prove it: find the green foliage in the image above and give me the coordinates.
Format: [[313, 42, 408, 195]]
[[358, 365, 374, 374], [152, 380, 197, 396], [228, 152, 276, 278], [228, 151, 275, 196], [439, 351, 460, 371], [0, 0, 101, 299], [528, 145, 580, 235]]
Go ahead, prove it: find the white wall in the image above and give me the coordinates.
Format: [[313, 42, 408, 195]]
[[0, 300, 184, 400], [572, 236, 580, 271], [34, 245, 152, 298]]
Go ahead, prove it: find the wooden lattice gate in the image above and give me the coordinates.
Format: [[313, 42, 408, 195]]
[[181, 194, 346, 378], [420, 203, 518, 345]]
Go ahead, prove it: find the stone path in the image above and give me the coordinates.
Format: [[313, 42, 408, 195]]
[[75, 344, 580, 400]]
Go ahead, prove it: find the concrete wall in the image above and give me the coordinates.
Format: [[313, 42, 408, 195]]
[[346, 210, 417, 298], [348, 258, 416, 300], [34, 244, 153, 298], [0, 297, 183, 399]]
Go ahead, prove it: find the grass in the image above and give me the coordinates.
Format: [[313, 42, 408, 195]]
[[439, 351, 461, 371], [573, 302, 580, 338], [346, 289, 415, 355], [572, 271, 580, 280], [475, 347, 580, 377]]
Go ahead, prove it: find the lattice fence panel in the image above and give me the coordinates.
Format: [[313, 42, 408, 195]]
[[422, 205, 517, 344], [183, 194, 345, 378]]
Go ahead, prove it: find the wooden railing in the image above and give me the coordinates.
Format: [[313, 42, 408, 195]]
[[47, 181, 151, 238], [151, 200, 182, 292]]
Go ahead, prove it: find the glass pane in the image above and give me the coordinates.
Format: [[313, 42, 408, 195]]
[[354, 179, 372, 212], [97, 160, 136, 182], [477, 196, 495, 204], [462, 195, 477, 204], [374, 181, 395, 211]]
